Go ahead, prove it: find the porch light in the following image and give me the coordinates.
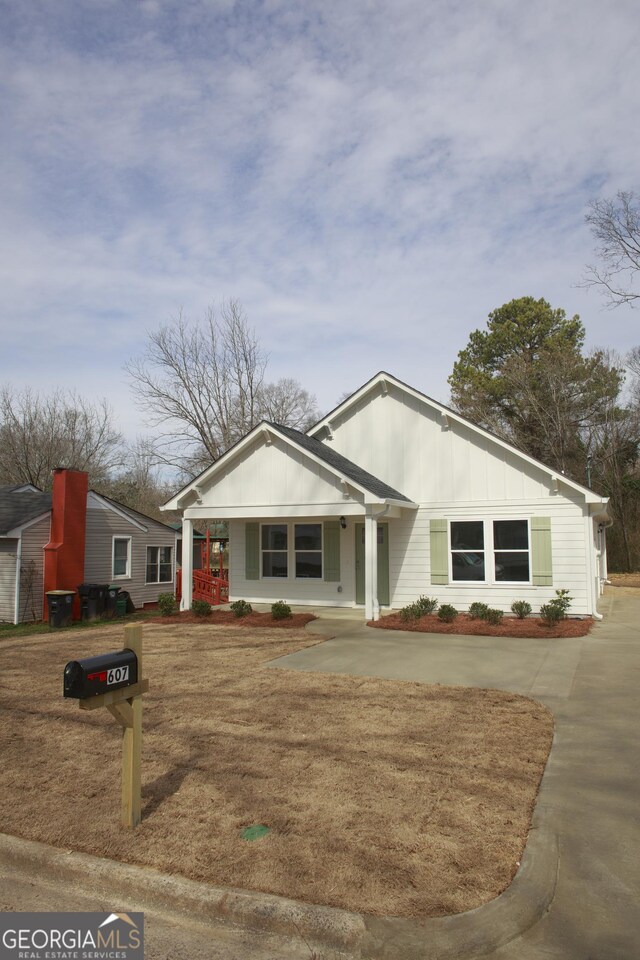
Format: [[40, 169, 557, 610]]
[[340, 516, 347, 529]]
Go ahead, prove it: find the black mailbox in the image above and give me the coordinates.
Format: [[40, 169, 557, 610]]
[[63, 648, 138, 699]]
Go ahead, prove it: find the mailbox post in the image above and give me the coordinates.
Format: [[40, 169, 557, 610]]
[[64, 623, 148, 828]]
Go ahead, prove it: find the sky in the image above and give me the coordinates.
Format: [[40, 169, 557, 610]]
[[1, 0, 639, 440]]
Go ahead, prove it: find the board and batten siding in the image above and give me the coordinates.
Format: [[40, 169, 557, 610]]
[[18, 515, 50, 621], [84, 502, 176, 607], [0, 540, 18, 623], [228, 517, 356, 606]]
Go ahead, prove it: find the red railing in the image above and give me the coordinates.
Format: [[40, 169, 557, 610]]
[[175, 568, 229, 606]]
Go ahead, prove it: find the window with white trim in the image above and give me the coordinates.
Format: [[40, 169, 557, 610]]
[[262, 524, 288, 577], [295, 523, 322, 578], [450, 519, 530, 584], [112, 537, 131, 579], [146, 545, 173, 583]]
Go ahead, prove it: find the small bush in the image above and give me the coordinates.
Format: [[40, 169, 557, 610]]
[[415, 595, 439, 616], [192, 599, 212, 617], [511, 600, 532, 620], [271, 600, 292, 620], [438, 604, 458, 623], [540, 603, 562, 626], [552, 589, 573, 617], [230, 599, 252, 618], [468, 601, 489, 620], [484, 607, 503, 625], [158, 593, 177, 616]]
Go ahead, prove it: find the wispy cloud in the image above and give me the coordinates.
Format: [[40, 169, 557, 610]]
[[0, 0, 638, 431]]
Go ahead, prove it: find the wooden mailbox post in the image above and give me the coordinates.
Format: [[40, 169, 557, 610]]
[[67, 624, 149, 828]]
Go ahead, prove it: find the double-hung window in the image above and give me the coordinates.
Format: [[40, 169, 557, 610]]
[[146, 545, 173, 583], [450, 521, 485, 581], [493, 520, 530, 581], [112, 537, 131, 579], [450, 519, 530, 584], [295, 523, 322, 578], [262, 524, 288, 577]]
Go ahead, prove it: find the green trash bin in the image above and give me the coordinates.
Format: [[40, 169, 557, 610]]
[[46, 590, 76, 628], [115, 596, 127, 617]]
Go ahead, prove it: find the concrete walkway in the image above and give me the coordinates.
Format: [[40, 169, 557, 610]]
[[268, 589, 640, 958]]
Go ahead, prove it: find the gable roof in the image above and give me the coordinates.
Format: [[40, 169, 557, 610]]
[[0, 486, 52, 535], [162, 419, 415, 510], [308, 371, 608, 505], [91, 491, 177, 533]]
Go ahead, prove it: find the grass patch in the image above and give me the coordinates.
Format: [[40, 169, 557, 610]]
[[0, 621, 553, 919]]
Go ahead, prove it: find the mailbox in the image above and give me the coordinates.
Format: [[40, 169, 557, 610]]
[[63, 648, 138, 699]]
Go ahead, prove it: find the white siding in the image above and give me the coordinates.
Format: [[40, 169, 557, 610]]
[[84, 501, 176, 607], [229, 517, 356, 607], [0, 540, 18, 623], [18, 516, 50, 621]]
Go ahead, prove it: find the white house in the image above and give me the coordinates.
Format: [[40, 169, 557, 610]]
[[162, 372, 610, 620]]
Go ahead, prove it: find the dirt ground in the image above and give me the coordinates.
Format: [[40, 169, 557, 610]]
[[0, 622, 553, 919], [608, 572, 640, 588], [370, 612, 593, 638], [154, 610, 317, 629]]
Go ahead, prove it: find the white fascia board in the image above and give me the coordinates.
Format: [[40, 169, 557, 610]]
[[183, 503, 369, 520], [310, 371, 606, 506], [5, 510, 52, 538], [88, 492, 148, 532]]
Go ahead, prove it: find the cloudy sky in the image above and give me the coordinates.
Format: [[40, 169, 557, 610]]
[[1, 0, 638, 438]]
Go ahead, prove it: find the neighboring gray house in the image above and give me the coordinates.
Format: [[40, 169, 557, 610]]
[[0, 471, 177, 624]]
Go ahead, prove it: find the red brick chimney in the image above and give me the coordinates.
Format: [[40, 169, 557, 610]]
[[43, 469, 89, 620]]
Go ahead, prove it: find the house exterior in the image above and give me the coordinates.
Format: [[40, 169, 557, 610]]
[[0, 469, 177, 624], [162, 372, 610, 620]]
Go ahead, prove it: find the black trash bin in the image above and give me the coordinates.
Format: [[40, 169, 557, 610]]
[[77, 583, 108, 621], [46, 590, 76, 628], [104, 584, 121, 619]]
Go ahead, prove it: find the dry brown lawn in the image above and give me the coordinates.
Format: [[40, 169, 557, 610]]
[[608, 572, 640, 588], [0, 622, 553, 919]]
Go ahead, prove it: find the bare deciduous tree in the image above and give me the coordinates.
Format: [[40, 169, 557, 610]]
[[0, 386, 123, 490], [584, 191, 640, 307], [126, 300, 320, 476]]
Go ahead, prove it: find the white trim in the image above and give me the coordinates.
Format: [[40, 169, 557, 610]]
[[448, 517, 532, 588], [5, 510, 52, 538], [112, 535, 132, 580], [258, 521, 324, 582], [308, 371, 609, 508], [182, 503, 411, 521], [145, 544, 175, 585], [89, 492, 148, 532]]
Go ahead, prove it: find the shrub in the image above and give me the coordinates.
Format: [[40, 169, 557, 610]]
[[552, 589, 573, 617], [511, 600, 532, 620], [230, 599, 252, 618], [157, 593, 177, 616], [540, 589, 573, 626], [192, 599, 212, 617], [484, 607, 503, 625], [468, 601, 489, 620], [438, 604, 458, 623], [415, 595, 439, 616], [271, 600, 292, 620]]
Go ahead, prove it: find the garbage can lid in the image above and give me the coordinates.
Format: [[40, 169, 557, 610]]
[[46, 590, 76, 596]]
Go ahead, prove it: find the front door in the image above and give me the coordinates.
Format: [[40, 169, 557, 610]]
[[355, 522, 390, 606]]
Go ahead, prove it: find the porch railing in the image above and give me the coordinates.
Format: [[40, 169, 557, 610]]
[[175, 569, 230, 606]]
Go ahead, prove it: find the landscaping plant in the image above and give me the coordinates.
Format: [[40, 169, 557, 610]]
[[192, 599, 212, 617], [484, 608, 504, 625], [468, 601, 490, 620], [400, 596, 439, 621], [438, 604, 458, 623], [540, 589, 573, 626], [271, 601, 292, 620], [230, 599, 252, 618], [511, 600, 532, 620], [158, 593, 177, 616]]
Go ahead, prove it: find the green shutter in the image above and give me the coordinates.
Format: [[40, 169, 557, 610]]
[[531, 517, 552, 586], [430, 519, 449, 585], [324, 521, 341, 581], [245, 522, 259, 580]]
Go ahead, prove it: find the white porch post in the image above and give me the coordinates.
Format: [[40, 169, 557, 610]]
[[181, 518, 194, 611], [364, 513, 379, 621]]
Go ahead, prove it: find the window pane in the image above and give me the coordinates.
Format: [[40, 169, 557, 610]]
[[452, 552, 485, 580], [262, 552, 288, 577], [146, 562, 158, 582], [159, 563, 172, 581], [295, 524, 321, 550], [114, 540, 128, 575], [495, 552, 530, 581], [296, 552, 322, 578], [262, 525, 287, 550], [159, 546, 172, 564], [494, 520, 528, 550], [451, 521, 484, 551]]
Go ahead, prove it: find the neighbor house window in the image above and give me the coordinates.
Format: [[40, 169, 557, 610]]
[[112, 537, 131, 578], [262, 524, 288, 577], [146, 546, 173, 583], [493, 520, 530, 582], [450, 521, 485, 582], [295, 523, 322, 578]]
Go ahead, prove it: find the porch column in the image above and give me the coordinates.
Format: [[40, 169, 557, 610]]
[[181, 518, 194, 611], [364, 513, 379, 621]]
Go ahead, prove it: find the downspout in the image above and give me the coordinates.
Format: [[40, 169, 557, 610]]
[[13, 535, 22, 625], [586, 512, 603, 621]]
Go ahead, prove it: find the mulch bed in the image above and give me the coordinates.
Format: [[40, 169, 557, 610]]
[[370, 612, 593, 638], [153, 610, 317, 629]]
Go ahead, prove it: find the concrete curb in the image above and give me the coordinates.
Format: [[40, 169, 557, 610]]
[[0, 813, 557, 959]]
